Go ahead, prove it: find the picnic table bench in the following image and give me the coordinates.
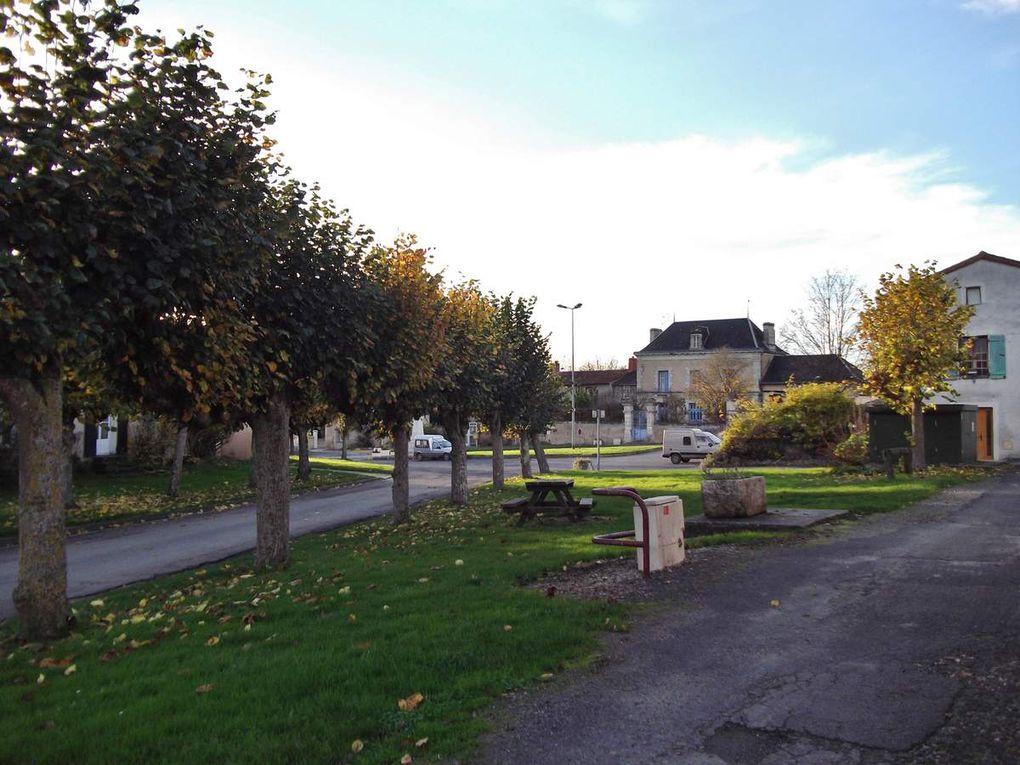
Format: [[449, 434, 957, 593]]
[[501, 479, 595, 524]]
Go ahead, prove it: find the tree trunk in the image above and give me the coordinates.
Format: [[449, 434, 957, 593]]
[[252, 392, 291, 569], [911, 398, 925, 472], [341, 425, 348, 460], [531, 431, 551, 473], [519, 431, 533, 479], [448, 420, 468, 505], [490, 411, 504, 490], [1, 376, 71, 640], [296, 429, 311, 481], [61, 413, 77, 510], [167, 423, 188, 498], [391, 422, 411, 523]]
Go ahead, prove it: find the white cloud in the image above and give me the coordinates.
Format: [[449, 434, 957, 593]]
[[138, 3, 1020, 367], [962, 0, 1020, 14]]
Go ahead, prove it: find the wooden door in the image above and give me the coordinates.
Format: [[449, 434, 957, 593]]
[[977, 408, 994, 461]]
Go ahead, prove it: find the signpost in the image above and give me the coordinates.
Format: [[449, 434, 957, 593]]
[[592, 409, 605, 470]]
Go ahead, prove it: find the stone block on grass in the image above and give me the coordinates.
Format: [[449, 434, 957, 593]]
[[701, 476, 767, 518]]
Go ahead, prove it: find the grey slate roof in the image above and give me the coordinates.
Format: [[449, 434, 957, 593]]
[[760, 354, 863, 385], [612, 369, 637, 387], [637, 318, 774, 354]]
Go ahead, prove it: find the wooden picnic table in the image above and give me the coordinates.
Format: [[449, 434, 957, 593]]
[[501, 478, 594, 524]]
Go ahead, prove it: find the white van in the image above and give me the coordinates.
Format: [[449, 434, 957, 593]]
[[412, 435, 452, 461], [662, 428, 721, 464]]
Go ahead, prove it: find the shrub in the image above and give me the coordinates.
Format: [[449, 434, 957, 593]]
[[129, 415, 178, 467], [833, 431, 870, 466], [717, 382, 856, 463]]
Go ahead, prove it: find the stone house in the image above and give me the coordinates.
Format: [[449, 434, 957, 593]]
[[934, 251, 1018, 461], [625, 318, 861, 442]]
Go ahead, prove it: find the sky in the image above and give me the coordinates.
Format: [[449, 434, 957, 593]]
[[136, 0, 1020, 368]]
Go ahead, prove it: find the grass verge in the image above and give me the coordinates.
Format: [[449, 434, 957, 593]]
[[0, 459, 382, 537], [0, 465, 995, 764], [467, 444, 660, 458]]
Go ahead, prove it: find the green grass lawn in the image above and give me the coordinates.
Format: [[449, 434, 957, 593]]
[[0, 465, 996, 764], [467, 444, 660, 458], [0, 459, 383, 537], [302, 456, 395, 474]]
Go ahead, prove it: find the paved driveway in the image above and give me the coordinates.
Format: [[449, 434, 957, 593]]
[[477, 471, 1020, 764]]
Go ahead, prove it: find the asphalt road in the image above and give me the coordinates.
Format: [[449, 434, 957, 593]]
[[477, 471, 1020, 764], [0, 450, 677, 620]]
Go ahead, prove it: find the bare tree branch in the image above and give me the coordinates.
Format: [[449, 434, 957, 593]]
[[780, 270, 862, 362]]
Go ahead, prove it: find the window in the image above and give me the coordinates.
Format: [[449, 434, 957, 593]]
[[657, 370, 669, 392], [965, 336, 989, 377], [690, 332, 703, 350], [965, 286, 982, 305], [682, 436, 692, 446]]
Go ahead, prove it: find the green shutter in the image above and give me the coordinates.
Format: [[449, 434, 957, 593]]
[[989, 335, 1006, 379]]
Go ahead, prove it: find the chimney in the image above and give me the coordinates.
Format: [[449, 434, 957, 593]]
[[628, 356, 637, 372], [763, 322, 775, 349], [650, 328, 662, 342], [554, 361, 561, 372]]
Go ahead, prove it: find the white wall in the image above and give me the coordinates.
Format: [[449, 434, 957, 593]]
[[942, 259, 1020, 460]]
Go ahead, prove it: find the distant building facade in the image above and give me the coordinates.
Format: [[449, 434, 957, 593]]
[[936, 251, 1018, 461], [626, 317, 861, 443]]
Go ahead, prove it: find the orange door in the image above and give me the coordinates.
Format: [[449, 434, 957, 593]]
[[977, 408, 993, 461]]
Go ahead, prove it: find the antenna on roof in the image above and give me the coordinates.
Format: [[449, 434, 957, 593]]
[[746, 299, 750, 319]]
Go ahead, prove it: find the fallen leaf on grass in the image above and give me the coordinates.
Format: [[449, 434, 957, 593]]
[[350, 739, 364, 753], [195, 684, 214, 694], [63, 664, 77, 676], [397, 692, 424, 711], [415, 737, 429, 748], [205, 636, 220, 647], [769, 599, 781, 608], [400, 755, 412, 765], [38, 657, 73, 669], [503, 624, 513, 632]]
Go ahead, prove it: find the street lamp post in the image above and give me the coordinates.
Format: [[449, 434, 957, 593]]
[[557, 302, 582, 449]]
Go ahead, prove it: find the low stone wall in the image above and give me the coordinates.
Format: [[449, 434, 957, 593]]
[[544, 421, 627, 446]]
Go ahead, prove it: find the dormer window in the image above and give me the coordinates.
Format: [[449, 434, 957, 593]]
[[690, 330, 704, 350]]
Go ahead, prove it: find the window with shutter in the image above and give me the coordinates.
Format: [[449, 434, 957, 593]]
[[965, 336, 989, 377], [989, 335, 1006, 379]]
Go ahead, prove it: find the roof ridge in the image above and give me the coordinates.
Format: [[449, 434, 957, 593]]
[[941, 251, 1020, 275]]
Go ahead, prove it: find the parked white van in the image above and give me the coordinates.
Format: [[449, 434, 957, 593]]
[[662, 428, 721, 464], [412, 435, 452, 461]]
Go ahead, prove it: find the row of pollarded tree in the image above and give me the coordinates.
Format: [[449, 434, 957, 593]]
[[0, 2, 566, 640]]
